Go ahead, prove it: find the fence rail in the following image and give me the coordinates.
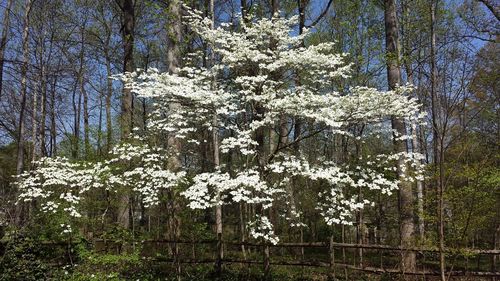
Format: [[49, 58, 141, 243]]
[[2, 238, 499, 278], [84, 239, 500, 254]]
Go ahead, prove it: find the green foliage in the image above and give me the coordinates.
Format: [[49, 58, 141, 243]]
[[0, 235, 48, 280]]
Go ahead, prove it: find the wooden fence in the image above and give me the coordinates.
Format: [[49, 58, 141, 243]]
[[32, 238, 499, 279]]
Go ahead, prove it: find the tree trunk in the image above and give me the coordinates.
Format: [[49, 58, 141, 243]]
[[104, 46, 113, 153], [82, 79, 90, 158], [31, 78, 38, 165], [166, 1, 183, 280], [120, 0, 134, 138], [117, 0, 135, 231], [383, 0, 417, 277], [15, 0, 33, 226], [293, 0, 306, 151], [401, 0, 424, 241], [50, 72, 58, 156], [16, 0, 33, 175], [40, 64, 47, 157], [0, 0, 14, 102], [78, 23, 90, 158], [206, 0, 224, 275], [97, 89, 103, 155], [71, 55, 82, 159], [430, 1, 446, 280]]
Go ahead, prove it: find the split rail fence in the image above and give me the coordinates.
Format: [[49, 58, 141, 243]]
[[21, 238, 500, 279]]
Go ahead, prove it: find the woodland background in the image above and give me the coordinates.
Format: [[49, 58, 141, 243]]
[[0, 0, 498, 280]]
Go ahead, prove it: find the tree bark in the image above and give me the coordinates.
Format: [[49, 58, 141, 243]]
[[116, 0, 135, 231], [0, 0, 14, 102], [30, 75, 38, 165], [16, 0, 33, 175], [383, 0, 417, 277], [104, 45, 113, 153], [430, 1, 446, 280], [120, 0, 135, 138], [71, 48, 83, 159], [40, 63, 47, 157], [206, 0, 224, 276], [50, 69, 58, 156], [78, 22, 90, 158], [15, 0, 33, 226], [166, 1, 183, 280], [401, 0, 425, 240]]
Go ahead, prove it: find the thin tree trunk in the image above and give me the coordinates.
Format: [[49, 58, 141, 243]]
[[383, 0, 417, 277], [40, 64, 47, 157], [15, 0, 33, 226], [241, 0, 248, 23], [207, 0, 224, 275], [31, 79, 38, 165], [412, 122, 425, 240], [104, 46, 113, 153], [97, 89, 103, 155], [78, 23, 90, 158], [293, 0, 307, 151], [50, 73, 57, 156], [71, 59, 82, 159], [0, 0, 14, 102], [82, 80, 89, 158], [16, 0, 33, 175], [430, 1, 446, 280]]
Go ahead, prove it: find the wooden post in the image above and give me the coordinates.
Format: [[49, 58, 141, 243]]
[[216, 233, 223, 276], [264, 243, 271, 280], [342, 225, 348, 280], [329, 235, 336, 280], [173, 239, 181, 281]]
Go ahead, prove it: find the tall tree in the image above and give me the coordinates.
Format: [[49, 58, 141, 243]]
[[430, 1, 446, 280], [206, 0, 224, 276], [0, 0, 14, 101], [117, 0, 136, 229], [16, 0, 33, 175], [120, 0, 135, 138], [166, 0, 183, 279], [383, 0, 417, 276]]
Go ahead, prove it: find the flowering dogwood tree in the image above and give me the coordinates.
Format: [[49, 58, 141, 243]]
[[119, 10, 425, 244], [16, 10, 425, 244]]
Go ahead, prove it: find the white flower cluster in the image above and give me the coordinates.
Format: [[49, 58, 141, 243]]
[[17, 157, 102, 221], [248, 216, 279, 245], [106, 143, 186, 207], [181, 170, 283, 210], [16, 143, 185, 232]]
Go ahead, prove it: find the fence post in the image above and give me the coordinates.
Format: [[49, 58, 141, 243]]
[[216, 233, 223, 276], [173, 239, 181, 281], [329, 235, 336, 280], [342, 225, 348, 280], [263, 243, 270, 280]]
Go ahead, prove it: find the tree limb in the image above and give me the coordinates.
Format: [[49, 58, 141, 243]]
[[477, 0, 500, 22]]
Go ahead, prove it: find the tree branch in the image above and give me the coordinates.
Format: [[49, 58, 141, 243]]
[[305, 0, 334, 29], [477, 0, 500, 22]]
